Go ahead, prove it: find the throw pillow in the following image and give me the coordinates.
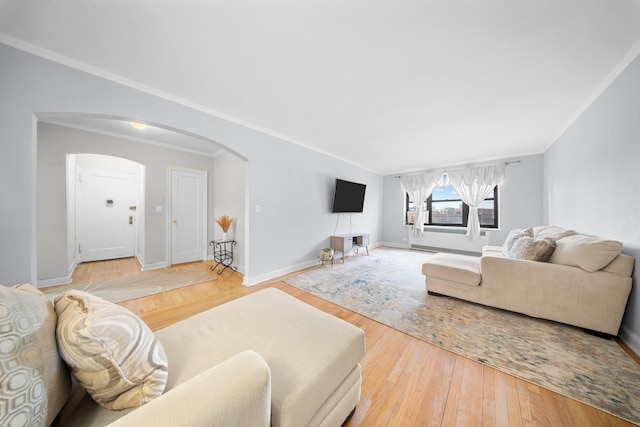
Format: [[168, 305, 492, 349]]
[[548, 235, 623, 272], [54, 290, 168, 410], [506, 236, 556, 262], [502, 227, 534, 255], [0, 284, 71, 427]]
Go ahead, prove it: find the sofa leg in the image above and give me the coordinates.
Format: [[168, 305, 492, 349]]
[[584, 329, 613, 340]]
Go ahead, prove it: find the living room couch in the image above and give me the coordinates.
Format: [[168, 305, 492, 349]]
[[421, 226, 634, 336], [0, 285, 365, 427]]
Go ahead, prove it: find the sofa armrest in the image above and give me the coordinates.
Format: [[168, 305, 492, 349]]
[[107, 350, 271, 427]]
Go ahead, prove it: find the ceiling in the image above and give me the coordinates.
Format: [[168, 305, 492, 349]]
[[2, 1, 640, 175]]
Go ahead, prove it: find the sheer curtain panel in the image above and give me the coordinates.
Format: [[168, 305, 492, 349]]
[[448, 163, 505, 240], [400, 174, 436, 237]]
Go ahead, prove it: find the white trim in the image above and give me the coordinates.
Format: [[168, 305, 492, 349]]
[[40, 118, 225, 159], [242, 242, 383, 286], [379, 242, 411, 249], [547, 39, 640, 149], [37, 260, 77, 288], [619, 324, 640, 358], [243, 259, 319, 287], [1, 35, 376, 174], [140, 261, 168, 271]]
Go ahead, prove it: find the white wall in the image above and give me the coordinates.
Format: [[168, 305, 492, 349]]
[[212, 151, 246, 272], [37, 122, 219, 281], [0, 44, 382, 286], [544, 53, 640, 351], [381, 154, 544, 253]]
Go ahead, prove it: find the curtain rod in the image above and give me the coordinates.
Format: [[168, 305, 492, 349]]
[[394, 160, 521, 178]]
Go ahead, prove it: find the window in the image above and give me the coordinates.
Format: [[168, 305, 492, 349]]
[[405, 185, 498, 228]]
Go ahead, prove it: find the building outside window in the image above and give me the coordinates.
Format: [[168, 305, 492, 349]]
[[405, 185, 498, 228]]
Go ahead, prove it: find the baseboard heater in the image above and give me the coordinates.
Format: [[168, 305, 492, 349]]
[[411, 244, 481, 257], [423, 227, 486, 236]]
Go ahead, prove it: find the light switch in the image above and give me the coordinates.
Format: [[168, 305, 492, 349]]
[[255, 204, 261, 212]]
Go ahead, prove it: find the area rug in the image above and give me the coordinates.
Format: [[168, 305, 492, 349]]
[[43, 263, 216, 303], [284, 247, 640, 424]]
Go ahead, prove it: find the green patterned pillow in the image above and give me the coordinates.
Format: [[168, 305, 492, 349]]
[[0, 284, 71, 427], [54, 290, 168, 410]]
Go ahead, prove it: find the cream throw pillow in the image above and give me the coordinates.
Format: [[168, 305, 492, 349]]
[[506, 236, 556, 262], [502, 227, 533, 255], [0, 284, 71, 427], [54, 290, 168, 410], [549, 235, 623, 272]]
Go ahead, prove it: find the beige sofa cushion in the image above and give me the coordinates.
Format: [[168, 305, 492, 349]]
[[506, 236, 556, 262], [549, 235, 623, 272], [154, 287, 365, 427], [55, 290, 168, 410], [502, 227, 533, 255], [422, 253, 481, 286], [0, 284, 71, 427]]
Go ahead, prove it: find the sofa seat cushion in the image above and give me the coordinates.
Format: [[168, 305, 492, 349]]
[[54, 290, 168, 410], [154, 287, 365, 427], [549, 235, 624, 272], [421, 253, 481, 286], [0, 284, 71, 427]]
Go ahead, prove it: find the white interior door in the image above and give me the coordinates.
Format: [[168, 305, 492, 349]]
[[77, 168, 137, 262], [170, 168, 207, 264]]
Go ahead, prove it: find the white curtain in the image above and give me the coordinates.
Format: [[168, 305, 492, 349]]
[[400, 174, 436, 237], [448, 163, 505, 241]]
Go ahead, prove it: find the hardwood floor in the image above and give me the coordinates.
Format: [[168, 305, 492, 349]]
[[71, 258, 636, 426]]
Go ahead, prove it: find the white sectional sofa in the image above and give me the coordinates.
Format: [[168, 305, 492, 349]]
[[0, 285, 366, 427], [422, 226, 634, 336]]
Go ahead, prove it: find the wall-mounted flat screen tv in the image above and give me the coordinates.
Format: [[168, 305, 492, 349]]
[[331, 179, 366, 213]]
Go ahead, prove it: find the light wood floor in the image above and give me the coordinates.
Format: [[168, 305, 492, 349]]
[[70, 258, 637, 427]]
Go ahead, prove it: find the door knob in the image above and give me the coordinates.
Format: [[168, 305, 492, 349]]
[[172, 219, 177, 223]]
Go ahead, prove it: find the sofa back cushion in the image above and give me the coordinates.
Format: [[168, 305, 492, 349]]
[[549, 235, 624, 272], [532, 225, 576, 240], [54, 290, 168, 410], [0, 284, 71, 427]]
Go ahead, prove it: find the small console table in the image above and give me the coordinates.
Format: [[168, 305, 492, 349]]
[[330, 233, 370, 263], [209, 239, 236, 274]]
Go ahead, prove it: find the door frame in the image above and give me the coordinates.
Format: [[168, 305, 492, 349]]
[[166, 166, 208, 266]]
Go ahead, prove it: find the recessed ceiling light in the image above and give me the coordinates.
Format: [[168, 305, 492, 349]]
[[129, 121, 147, 130]]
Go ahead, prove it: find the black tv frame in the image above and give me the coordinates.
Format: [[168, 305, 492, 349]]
[[331, 179, 366, 213]]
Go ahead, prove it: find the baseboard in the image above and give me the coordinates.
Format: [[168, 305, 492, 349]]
[[37, 261, 77, 289], [619, 324, 640, 357], [243, 242, 384, 286], [140, 261, 168, 271], [379, 242, 411, 249], [243, 259, 319, 286]]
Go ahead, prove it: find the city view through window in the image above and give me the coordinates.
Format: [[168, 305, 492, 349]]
[[406, 185, 497, 227]]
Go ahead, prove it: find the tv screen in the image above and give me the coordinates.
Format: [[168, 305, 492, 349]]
[[332, 179, 366, 213]]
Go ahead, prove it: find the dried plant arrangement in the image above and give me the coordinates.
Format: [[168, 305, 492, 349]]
[[215, 215, 233, 232]]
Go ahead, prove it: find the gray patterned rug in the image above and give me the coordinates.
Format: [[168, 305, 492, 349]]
[[43, 263, 216, 303], [285, 247, 640, 424]]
